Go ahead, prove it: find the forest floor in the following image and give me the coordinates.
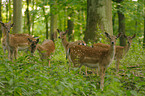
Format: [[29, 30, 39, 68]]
[[0, 40, 145, 96]]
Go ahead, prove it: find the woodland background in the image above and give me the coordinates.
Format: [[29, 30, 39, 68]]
[[0, 0, 145, 95]]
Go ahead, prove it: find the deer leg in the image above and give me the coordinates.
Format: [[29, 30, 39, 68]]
[[48, 57, 50, 67], [10, 49, 14, 61], [100, 66, 106, 91], [116, 59, 120, 74], [14, 48, 18, 60], [85, 67, 88, 76]]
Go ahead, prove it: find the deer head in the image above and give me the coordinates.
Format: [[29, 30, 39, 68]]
[[57, 29, 68, 40], [123, 34, 136, 44], [105, 32, 121, 45], [28, 38, 39, 54], [0, 21, 14, 33]]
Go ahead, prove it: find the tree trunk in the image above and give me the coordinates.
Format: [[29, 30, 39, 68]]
[[32, 0, 35, 35], [6, 0, 8, 22], [117, 0, 126, 46], [9, 0, 11, 20], [42, 6, 49, 39], [143, 0, 145, 48], [50, 1, 58, 41], [26, 0, 30, 34], [13, 0, 22, 33], [67, 8, 74, 41], [0, 0, 2, 38], [84, 0, 113, 43]]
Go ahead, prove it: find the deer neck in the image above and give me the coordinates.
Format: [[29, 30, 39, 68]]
[[2, 28, 7, 37], [37, 44, 44, 52], [109, 43, 116, 60], [123, 43, 131, 55], [61, 36, 69, 51], [6, 31, 10, 46]]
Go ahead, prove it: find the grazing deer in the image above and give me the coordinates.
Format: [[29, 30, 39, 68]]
[[67, 32, 121, 91], [92, 34, 136, 73], [0, 21, 39, 61], [57, 29, 87, 73], [36, 40, 55, 67]]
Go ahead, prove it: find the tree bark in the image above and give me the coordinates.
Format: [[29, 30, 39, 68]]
[[9, 0, 11, 20], [0, 0, 2, 38], [117, 0, 126, 46], [42, 6, 49, 39], [50, 1, 58, 41], [67, 8, 74, 41], [26, 0, 30, 34], [84, 0, 113, 43], [143, 0, 145, 48], [13, 0, 22, 33], [6, 0, 8, 22]]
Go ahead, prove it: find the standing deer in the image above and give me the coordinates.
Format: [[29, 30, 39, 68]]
[[67, 32, 121, 91], [0, 21, 39, 61], [92, 34, 136, 73], [0, 21, 14, 53], [36, 40, 55, 67], [57, 29, 87, 74]]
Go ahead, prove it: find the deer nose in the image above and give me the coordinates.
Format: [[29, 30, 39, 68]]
[[58, 36, 60, 38], [112, 42, 114, 44]]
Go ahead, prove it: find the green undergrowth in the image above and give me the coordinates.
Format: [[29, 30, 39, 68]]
[[0, 40, 145, 96]]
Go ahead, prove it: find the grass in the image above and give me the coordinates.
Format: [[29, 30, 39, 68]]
[[0, 40, 145, 96]]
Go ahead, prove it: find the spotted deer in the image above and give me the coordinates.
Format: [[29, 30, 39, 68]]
[[0, 21, 39, 61], [67, 32, 121, 91], [92, 34, 136, 73], [36, 40, 55, 67], [57, 29, 87, 73], [0, 21, 14, 53]]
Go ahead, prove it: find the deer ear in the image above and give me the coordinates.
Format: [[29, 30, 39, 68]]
[[104, 32, 111, 39], [64, 30, 68, 35], [0, 21, 5, 27], [132, 34, 136, 39], [28, 38, 32, 42], [11, 23, 14, 27], [122, 34, 127, 38], [36, 39, 39, 43], [57, 29, 60, 33], [8, 21, 11, 24], [116, 33, 122, 39]]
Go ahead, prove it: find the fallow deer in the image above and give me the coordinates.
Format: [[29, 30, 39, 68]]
[[92, 34, 136, 73], [33, 40, 55, 67], [67, 32, 121, 91], [0, 21, 14, 53], [0, 21, 35, 54], [57, 29, 87, 73], [0, 21, 39, 61]]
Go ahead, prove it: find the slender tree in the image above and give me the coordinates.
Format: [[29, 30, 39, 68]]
[[117, 0, 126, 46], [42, 6, 49, 39], [6, 0, 9, 22], [13, 0, 22, 33], [143, 0, 145, 48], [26, 0, 30, 34], [50, 0, 58, 41], [0, 0, 2, 38], [9, 0, 11, 20], [67, 8, 74, 41]]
